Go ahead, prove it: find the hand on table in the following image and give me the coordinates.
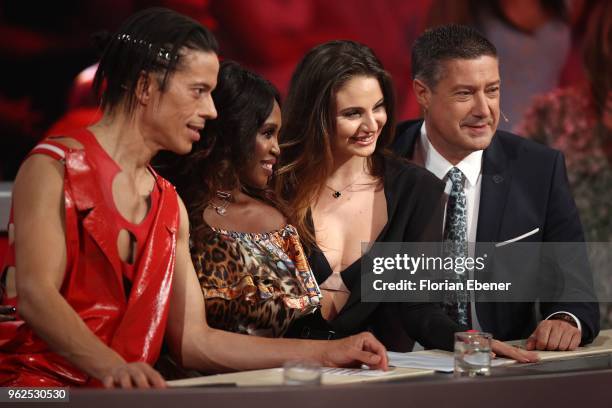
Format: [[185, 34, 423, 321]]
[[102, 362, 167, 389], [491, 339, 540, 363], [525, 319, 581, 351], [320, 332, 389, 371]]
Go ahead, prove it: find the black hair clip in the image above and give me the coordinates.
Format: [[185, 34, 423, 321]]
[[115, 33, 177, 62]]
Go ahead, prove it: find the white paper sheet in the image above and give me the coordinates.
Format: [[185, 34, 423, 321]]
[[321, 367, 393, 377]]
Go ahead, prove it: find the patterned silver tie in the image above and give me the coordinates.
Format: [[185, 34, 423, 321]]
[[443, 167, 470, 327]]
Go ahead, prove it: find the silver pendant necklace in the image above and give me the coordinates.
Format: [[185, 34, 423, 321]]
[[208, 190, 232, 216]]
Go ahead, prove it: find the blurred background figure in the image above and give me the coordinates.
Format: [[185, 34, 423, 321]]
[[43, 64, 102, 137], [2, 0, 606, 180], [0, 0, 216, 181], [425, 0, 593, 131], [210, 0, 433, 120], [517, 1, 612, 328], [0, 0, 141, 180], [1, 0, 417, 180]]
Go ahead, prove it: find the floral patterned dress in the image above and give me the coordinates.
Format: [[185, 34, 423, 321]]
[[190, 222, 321, 337]]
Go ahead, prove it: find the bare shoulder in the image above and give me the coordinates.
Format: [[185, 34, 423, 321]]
[[13, 154, 65, 209], [45, 136, 84, 150], [11, 153, 67, 285]]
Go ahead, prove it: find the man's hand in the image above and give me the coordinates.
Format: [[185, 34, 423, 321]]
[[102, 362, 166, 389], [320, 332, 389, 371], [525, 319, 581, 351], [491, 340, 539, 363]]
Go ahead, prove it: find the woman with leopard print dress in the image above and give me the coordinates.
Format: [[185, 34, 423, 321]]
[[162, 60, 321, 338]]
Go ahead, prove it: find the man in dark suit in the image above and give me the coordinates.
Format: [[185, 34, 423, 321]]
[[393, 24, 599, 350]]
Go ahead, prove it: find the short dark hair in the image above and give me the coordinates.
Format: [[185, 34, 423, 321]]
[[93, 7, 218, 116], [411, 24, 497, 87], [162, 60, 280, 215]]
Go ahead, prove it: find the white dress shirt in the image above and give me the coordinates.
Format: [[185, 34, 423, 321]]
[[419, 124, 482, 245]]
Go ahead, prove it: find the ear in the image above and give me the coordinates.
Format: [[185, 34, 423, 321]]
[[413, 78, 431, 111], [134, 71, 155, 106]]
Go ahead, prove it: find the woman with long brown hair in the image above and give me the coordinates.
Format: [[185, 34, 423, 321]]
[[276, 40, 459, 349], [276, 40, 539, 362], [166, 60, 322, 338]]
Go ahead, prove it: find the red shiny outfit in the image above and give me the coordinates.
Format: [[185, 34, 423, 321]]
[[0, 129, 179, 386]]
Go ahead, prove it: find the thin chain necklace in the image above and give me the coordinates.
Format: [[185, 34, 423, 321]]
[[325, 175, 364, 199], [208, 190, 232, 216]]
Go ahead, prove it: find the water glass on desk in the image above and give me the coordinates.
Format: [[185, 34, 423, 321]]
[[454, 331, 492, 377], [283, 361, 322, 385]]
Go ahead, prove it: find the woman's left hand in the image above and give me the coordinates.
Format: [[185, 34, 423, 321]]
[[320, 332, 389, 370]]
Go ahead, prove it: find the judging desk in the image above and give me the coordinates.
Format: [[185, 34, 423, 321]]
[[68, 330, 612, 408]]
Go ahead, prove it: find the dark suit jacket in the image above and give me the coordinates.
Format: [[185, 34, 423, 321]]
[[393, 119, 600, 344]]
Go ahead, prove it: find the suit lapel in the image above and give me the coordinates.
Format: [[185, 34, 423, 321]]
[[474, 134, 513, 325], [476, 133, 512, 243]]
